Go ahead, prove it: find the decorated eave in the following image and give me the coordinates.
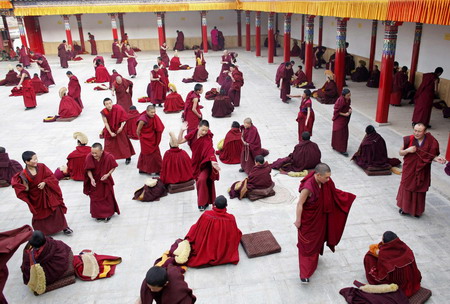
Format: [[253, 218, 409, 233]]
[[9, 0, 450, 26]]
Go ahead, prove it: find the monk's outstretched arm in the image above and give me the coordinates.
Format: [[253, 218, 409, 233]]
[[294, 189, 310, 229], [178, 123, 188, 144]]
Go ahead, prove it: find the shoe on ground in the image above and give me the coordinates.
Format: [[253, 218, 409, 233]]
[[340, 152, 349, 157], [198, 205, 206, 212], [301, 278, 310, 284], [104, 217, 111, 223], [63, 228, 73, 235], [125, 158, 131, 165], [239, 168, 245, 173]]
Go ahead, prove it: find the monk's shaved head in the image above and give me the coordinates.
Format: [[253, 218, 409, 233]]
[[315, 163, 331, 175], [413, 123, 427, 131], [147, 105, 156, 111], [301, 132, 311, 141], [215, 195, 227, 209], [22, 151, 36, 163], [231, 121, 240, 128], [255, 155, 265, 164], [145, 266, 168, 287], [116, 76, 122, 83], [382, 231, 398, 243], [244, 118, 252, 124], [30, 231, 46, 248], [92, 143, 103, 150], [0, 147, 5, 153], [198, 120, 209, 128]]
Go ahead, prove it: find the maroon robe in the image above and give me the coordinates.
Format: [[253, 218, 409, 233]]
[[351, 66, 370, 82], [280, 67, 294, 102], [217, 128, 242, 164], [31, 76, 48, 95], [164, 92, 184, 113], [57, 44, 68, 68], [183, 65, 208, 83], [151, 70, 167, 105], [216, 54, 232, 85], [182, 91, 202, 134], [412, 73, 437, 126], [66, 146, 91, 181], [58, 95, 82, 118], [290, 43, 301, 56], [396, 133, 440, 216], [313, 80, 339, 104], [109, 71, 121, 89], [20, 70, 37, 108], [126, 109, 140, 140], [126, 51, 138, 77], [11, 163, 69, 235], [88, 34, 97, 55], [240, 125, 268, 174], [160, 47, 170, 67], [229, 162, 275, 200], [364, 238, 422, 297], [83, 152, 120, 218], [271, 140, 321, 172], [37, 59, 55, 87], [211, 95, 234, 118], [0, 70, 20, 86], [351, 132, 392, 170], [114, 78, 133, 111], [169, 57, 189, 70], [137, 113, 165, 174], [291, 70, 308, 87], [0, 225, 33, 304], [297, 172, 356, 279], [366, 69, 380, 88], [160, 148, 194, 185], [296, 97, 315, 139], [21, 237, 72, 286], [19, 46, 30, 67], [331, 96, 352, 153], [0, 153, 22, 186], [112, 42, 123, 63], [185, 129, 219, 207], [94, 65, 111, 83], [140, 264, 196, 304], [228, 68, 244, 107], [68, 75, 83, 108], [186, 207, 242, 267], [275, 63, 285, 86], [101, 105, 135, 160], [390, 71, 409, 105], [173, 31, 185, 51]]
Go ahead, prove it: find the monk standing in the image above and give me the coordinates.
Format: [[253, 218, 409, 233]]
[[124, 44, 138, 78], [112, 75, 133, 111], [240, 118, 269, 174], [412, 67, 443, 127], [136, 105, 165, 175], [84, 143, 120, 222], [211, 26, 219, 51], [294, 89, 315, 140], [112, 39, 123, 63], [173, 30, 185, 51], [159, 43, 170, 67], [228, 64, 244, 107], [66, 71, 83, 108], [57, 40, 69, 68], [331, 88, 352, 157], [275, 61, 294, 87], [390, 66, 409, 107], [279, 62, 294, 103], [397, 123, 445, 217], [19, 45, 30, 68], [294, 163, 356, 283], [150, 65, 168, 107], [36, 57, 55, 87], [178, 120, 220, 211], [101, 98, 135, 165], [15, 64, 37, 110], [0, 146, 22, 187], [11, 151, 73, 235], [182, 84, 203, 134], [88, 32, 98, 55], [217, 50, 232, 85]]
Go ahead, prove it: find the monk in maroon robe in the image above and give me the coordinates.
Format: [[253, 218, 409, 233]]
[[112, 76, 133, 111], [150, 65, 168, 106], [366, 65, 380, 88], [240, 118, 269, 174], [66, 71, 83, 108], [164, 83, 185, 113], [112, 40, 123, 63], [92, 60, 111, 83], [0, 147, 22, 187], [19, 45, 31, 67], [84, 143, 120, 222], [390, 66, 409, 106], [294, 163, 356, 283], [160, 132, 194, 185], [63, 132, 91, 181], [21, 231, 73, 292], [217, 50, 233, 85], [230, 156, 275, 201], [275, 61, 291, 87], [58, 87, 82, 119], [31, 74, 48, 95], [291, 40, 301, 57], [123, 44, 137, 77], [212, 89, 234, 118], [271, 132, 321, 173], [11, 151, 72, 235], [139, 265, 196, 304], [159, 43, 170, 67], [126, 106, 140, 140], [182, 63, 208, 83], [312, 73, 339, 104], [364, 231, 422, 297], [186, 195, 241, 266], [291, 65, 314, 89], [101, 98, 136, 164], [332, 89, 352, 156], [397, 123, 445, 217], [0, 68, 20, 86], [182, 84, 203, 134], [88, 32, 98, 55], [293, 89, 315, 140], [216, 121, 243, 164], [352, 125, 401, 172], [168, 52, 189, 70], [351, 60, 370, 82], [15, 65, 37, 109], [36, 57, 55, 87], [412, 67, 443, 127], [109, 69, 121, 89], [279, 62, 294, 103], [228, 64, 244, 107], [57, 40, 69, 68], [136, 105, 165, 174], [0, 225, 32, 304], [178, 120, 220, 211], [173, 30, 185, 51]]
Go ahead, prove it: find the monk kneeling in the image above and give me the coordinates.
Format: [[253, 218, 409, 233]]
[[185, 196, 242, 267], [138, 265, 196, 304], [230, 155, 275, 200], [216, 121, 242, 164], [364, 231, 422, 297], [21, 231, 74, 295]]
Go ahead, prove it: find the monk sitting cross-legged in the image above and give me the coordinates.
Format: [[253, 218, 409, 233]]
[[0, 66, 20, 86], [229, 155, 275, 201], [216, 121, 243, 165], [364, 231, 422, 297], [211, 88, 234, 118], [312, 71, 339, 104], [185, 195, 242, 267]]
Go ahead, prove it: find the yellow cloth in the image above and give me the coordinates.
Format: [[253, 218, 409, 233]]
[[217, 139, 224, 151]]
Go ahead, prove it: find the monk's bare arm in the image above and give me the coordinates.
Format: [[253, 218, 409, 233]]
[[136, 121, 145, 138], [178, 124, 188, 145], [305, 107, 311, 125], [117, 122, 126, 134], [87, 170, 96, 187], [192, 99, 201, 118], [101, 168, 115, 181], [102, 116, 115, 136], [399, 145, 416, 156], [294, 189, 310, 229], [111, 86, 115, 96], [16, 73, 26, 88]]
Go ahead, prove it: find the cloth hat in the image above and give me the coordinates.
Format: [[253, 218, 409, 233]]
[[73, 132, 88, 145], [59, 87, 67, 98], [145, 178, 158, 187], [324, 70, 334, 80], [169, 131, 179, 148], [168, 83, 177, 92]]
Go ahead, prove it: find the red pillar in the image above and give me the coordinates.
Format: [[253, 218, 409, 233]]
[[305, 15, 315, 83], [200, 11, 208, 53], [301, 15, 305, 42], [237, 10, 242, 47], [157, 12, 164, 46], [161, 13, 166, 44], [17, 16, 28, 48], [267, 12, 275, 63], [409, 23, 423, 86], [318, 16, 323, 47], [375, 21, 402, 123], [118, 13, 125, 41], [23, 16, 45, 54], [283, 13, 292, 62], [255, 12, 261, 57], [2, 16, 13, 50], [63, 15, 73, 47], [109, 13, 118, 40], [334, 18, 349, 93], [446, 133, 450, 161], [245, 11, 251, 51], [369, 20, 378, 72], [75, 14, 86, 52]]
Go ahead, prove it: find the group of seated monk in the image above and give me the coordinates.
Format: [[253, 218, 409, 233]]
[[312, 70, 339, 104]]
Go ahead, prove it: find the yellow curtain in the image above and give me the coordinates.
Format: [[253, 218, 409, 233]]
[[387, 0, 450, 25], [0, 1, 12, 9]]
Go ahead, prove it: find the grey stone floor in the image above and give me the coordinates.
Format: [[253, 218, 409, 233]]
[[0, 49, 449, 304]]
